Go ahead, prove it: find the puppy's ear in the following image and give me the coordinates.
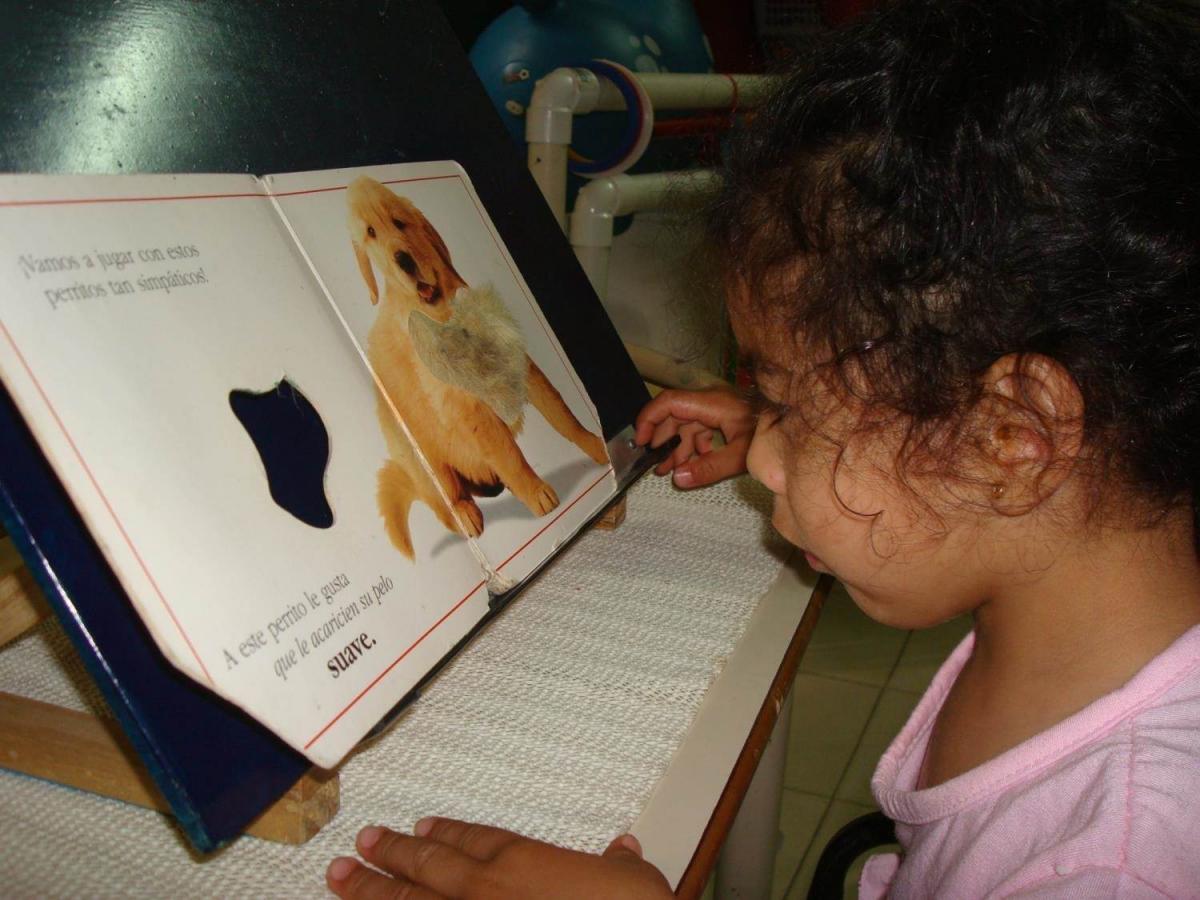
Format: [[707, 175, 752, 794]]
[[352, 239, 379, 305], [419, 214, 464, 285]]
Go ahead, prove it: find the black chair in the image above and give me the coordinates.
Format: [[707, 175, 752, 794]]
[[806, 810, 897, 900]]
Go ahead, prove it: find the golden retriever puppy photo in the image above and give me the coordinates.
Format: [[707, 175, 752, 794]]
[[346, 176, 608, 559]]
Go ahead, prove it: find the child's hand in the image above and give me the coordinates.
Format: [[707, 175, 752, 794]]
[[635, 387, 755, 488], [326, 819, 673, 900]]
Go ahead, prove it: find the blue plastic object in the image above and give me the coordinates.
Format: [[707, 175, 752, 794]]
[[566, 59, 647, 177], [469, 0, 714, 151]]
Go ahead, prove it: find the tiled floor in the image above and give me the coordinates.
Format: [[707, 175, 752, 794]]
[[770, 582, 973, 898]]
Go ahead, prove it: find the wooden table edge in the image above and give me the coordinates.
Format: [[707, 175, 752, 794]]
[[674, 573, 833, 898]]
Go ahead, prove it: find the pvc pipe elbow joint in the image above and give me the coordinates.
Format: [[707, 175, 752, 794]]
[[525, 67, 601, 145], [569, 177, 621, 249]]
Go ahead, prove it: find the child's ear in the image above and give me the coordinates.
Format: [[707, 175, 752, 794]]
[[976, 353, 1084, 514]]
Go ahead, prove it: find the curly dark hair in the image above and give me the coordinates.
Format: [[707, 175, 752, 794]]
[[714, 0, 1200, 529]]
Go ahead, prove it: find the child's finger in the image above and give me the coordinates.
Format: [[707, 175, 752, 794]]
[[636, 388, 749, 445], [602, 833, 645, 859], [655, 423, 705, 474], [672, 437, 750, 488], [669, 423, 711, 467], [413, 816, 523, 861], [648, 415, 684, 451], [634, 390, 688, 445], [325, 856, 442, 900], [354, 826, 478, 897], [653, 425, 684, 474], [656, 450, 686, 476]]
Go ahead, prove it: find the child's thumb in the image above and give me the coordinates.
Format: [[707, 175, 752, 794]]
[[602, 833, 645, 860]]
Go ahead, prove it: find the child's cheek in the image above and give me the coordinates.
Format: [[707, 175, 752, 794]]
[[746, 424, 787, 495], [770, 500, 802, 546]]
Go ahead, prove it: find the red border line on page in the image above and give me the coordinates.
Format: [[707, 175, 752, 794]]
[[0, 191, 264, 207], [272, 174, 461, 197], [0, 318, 214, 684], [495, 468, 612, 573], [303, 578, 487, 750], [303, 465, 614, 750], [0, 175, 463, 208]]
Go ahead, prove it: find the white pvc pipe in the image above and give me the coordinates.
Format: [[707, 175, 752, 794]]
[[594, 73, 774, 111], [527, 142, 569, 232], [573, 243, 612, 302], [524, 67, 602, 145], [527, 70, 772, 231], [569, 170, 719, 300], [525, 67, 602, 231]]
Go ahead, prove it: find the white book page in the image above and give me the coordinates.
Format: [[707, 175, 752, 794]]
[[265, 162, 617, 592], [0, 173, 489, 767]]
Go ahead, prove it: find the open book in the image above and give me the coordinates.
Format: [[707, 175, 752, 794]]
[[0, 162, 644, 768]]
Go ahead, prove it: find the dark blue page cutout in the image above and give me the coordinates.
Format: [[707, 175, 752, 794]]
[[230, 378, 334, 530]]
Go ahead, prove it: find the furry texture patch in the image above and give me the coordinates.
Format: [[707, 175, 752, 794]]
[[409, 283, 528, 427]]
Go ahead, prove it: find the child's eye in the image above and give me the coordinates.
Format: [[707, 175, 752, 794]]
[[747, 387, 791, 421]]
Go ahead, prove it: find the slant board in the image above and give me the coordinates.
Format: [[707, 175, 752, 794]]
[[0, 0, 650, 852]]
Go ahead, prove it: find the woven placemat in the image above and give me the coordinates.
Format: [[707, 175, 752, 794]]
[[0, 474, 787, 898]]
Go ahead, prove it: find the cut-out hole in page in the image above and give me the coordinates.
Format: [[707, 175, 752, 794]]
[[229, 378, 334, 529]]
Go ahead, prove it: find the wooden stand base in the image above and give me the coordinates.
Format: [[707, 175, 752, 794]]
[[0, 537, 49, 647], [0, 690, 339, 843], [0, 536, 338, 843], [593, 495, 627, 530]]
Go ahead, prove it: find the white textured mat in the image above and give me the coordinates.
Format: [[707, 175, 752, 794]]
[[0, 474, 788, 898]]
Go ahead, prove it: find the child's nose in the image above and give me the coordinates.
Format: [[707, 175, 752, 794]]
[[746, 427, 787, 495]]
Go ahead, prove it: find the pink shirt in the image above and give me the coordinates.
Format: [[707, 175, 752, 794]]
[[862, 624, 1200, 898]]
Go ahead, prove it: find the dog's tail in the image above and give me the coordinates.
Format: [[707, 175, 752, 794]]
[[378, 461, 417, 559]]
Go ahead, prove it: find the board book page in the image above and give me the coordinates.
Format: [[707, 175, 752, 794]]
[[266, 162, 617, 592], [0, 164, 619, 768]]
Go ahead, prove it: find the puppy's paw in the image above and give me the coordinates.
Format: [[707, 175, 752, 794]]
[[580, 432, 608, 466], [528, 481, 559, 517], [454, 499, 485, 537]]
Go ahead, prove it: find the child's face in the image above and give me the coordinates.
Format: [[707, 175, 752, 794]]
[[735, 311, 994, 630]]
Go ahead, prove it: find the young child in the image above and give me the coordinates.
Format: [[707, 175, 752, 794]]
[[326, 0, 1200, 895]]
